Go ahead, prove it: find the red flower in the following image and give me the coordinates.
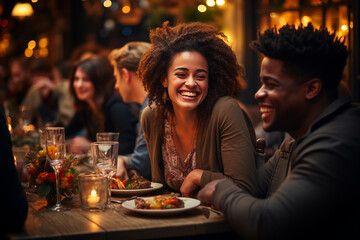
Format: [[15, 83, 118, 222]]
[[27, 165, 37, 178], [67, 174, 73, 184], [47, 172, 56, 183], [59, 168, 65, 178]]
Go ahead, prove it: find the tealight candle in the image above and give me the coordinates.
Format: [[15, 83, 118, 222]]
[[88, 190, 100, 207], [78, 174, 108, 210]]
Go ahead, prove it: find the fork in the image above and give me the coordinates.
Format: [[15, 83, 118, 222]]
[[111, 196, 137, 204]]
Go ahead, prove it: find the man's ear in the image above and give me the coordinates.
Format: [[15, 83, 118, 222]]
[[120, 68, 130, 83], [305, 78, 322, 100]]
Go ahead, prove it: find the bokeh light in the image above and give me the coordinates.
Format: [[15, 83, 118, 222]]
[[206, 0, 216, 7], [197, 4, 207, 13], [301, 16, 312, 26], [122, 5, 131, 14], [1, 19, 8, 28], [38, 37, 48, 48], [28, 40, 36, 49], [24, 48, 33, 57], [103, 0, 112, 8], [39, 48, 48, 57], [341, 24, 348, 31], [216, 0, 225, 6]]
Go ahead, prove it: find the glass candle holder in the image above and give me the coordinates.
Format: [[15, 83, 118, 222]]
[[12, 146, 30, 188], [78, 174, 108, 210]]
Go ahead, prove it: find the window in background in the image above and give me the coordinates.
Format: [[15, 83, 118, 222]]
[[256, 0, 355, 97]]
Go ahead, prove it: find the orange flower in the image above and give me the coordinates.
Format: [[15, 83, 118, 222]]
[[40, 145, 57, 159], [36, 172, 48, 184], [60, 178, 69, 189], [60, 174, 74, 189]]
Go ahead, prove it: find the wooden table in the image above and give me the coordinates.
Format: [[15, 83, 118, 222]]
[[5, 191, 238, 240]]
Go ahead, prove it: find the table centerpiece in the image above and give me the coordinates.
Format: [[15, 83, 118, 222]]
[[25, 146, 80, 206]]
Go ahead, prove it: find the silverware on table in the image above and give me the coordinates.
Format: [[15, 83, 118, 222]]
[[111, 196, 137, 204], [199, 206, 223, 218]]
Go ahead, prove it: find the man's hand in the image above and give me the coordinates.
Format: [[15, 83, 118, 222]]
[[66, 136, 90, 154], [33, 77, 56, 99], [115, 156, 129, 180], [180, 169, 203, 198], [197, 179, 222, 206]]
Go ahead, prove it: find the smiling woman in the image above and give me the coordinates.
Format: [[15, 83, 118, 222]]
[[138, 21, 258, 197]]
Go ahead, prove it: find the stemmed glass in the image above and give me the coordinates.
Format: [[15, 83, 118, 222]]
[[96, 132, 119, 142], [91, 141, 118, 205], [45, 127, 69, 211]]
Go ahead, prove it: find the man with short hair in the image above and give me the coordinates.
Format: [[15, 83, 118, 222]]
[[198, 23, 360, 239], [109, 42, 151, 180]]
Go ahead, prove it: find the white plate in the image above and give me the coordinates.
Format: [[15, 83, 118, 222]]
[[122, 197, 201, 216], [111, 182, 163, 196]]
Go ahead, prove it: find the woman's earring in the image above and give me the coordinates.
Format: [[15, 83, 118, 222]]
[[162, 88, 168, 102]]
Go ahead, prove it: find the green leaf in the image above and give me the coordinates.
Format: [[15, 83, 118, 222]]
[[125, 179, 132, 189], [37, 183, 52, 197]]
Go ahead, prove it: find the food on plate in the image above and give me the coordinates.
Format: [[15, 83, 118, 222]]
[[135, 193, 184, 209], [111, 174, 151, 190]]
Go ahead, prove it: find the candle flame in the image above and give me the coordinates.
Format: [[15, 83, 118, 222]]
[[91, 190, 97, 196]]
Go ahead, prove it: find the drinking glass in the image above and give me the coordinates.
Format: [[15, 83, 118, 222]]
[[96, 132, 119, 142], [45, 127, 69, 211], [19, 105, 32, 132], [91, 141, 118, 205]]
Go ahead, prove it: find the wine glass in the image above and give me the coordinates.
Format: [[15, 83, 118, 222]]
[[96, 132, 119, 142], [45, 127, 69, 211], [91, 141, 118, 205]]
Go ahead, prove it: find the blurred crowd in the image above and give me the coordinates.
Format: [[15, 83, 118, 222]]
[[0, 43, 134, 150]]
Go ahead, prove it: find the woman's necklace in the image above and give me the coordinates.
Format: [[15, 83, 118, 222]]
[[170, 119, 198, 162]]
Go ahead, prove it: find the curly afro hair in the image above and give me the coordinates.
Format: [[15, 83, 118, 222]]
[[138, 21, 245, 118], [250, 23, 349, 96]]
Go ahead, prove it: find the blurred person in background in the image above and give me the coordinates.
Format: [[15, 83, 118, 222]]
[[109, 41, 151, 180], [0, 63, 9, 106], [50, 60, 75, 127], [19, 58, 75, 129], [20, 58, 56, 128], [7, 57, 30, 107], [66, 57, 139, 155], [3, 57, 31, 129]]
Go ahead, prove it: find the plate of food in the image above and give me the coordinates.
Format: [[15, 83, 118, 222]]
[[111, 175, 163, 196], [122, 194, 201, 216]]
